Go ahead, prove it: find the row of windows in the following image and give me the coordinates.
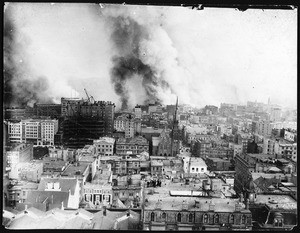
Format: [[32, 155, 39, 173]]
[[150, 212, 247, 224], [97, 145, 112, 148]]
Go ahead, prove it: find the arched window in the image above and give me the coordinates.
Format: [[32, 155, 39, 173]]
[[150, 212, 155, 221], [162, 212, 166, 219], [203, 214, 209, 223], [229, 214, 234, 224], [241, 215, 247, 224], [214, 214, 219, 224], [177, 213, 182, 222], [278, 219, 283, 227], [189, 213, 193, 222]]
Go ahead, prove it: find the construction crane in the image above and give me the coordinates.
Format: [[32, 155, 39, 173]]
[[84, 88, 91, 103]]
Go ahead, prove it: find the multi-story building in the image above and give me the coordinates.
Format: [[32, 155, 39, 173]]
[[34, 103, 61, 118], [229, 143, 243, 157], [7, 119, 58, 145], [116, 136, 149, 156], [284, 129, 297, 142], [263, 137, 277, 155], [61, 97, 83, 117], [83, 182, 112, 207], [143, 195, 252, 230], [189, 157, 208, 175], [204, 105, 218, 115], [114, 115, 127, 132], [270, 108, 281, 122], [10, 161, 43, 182], [191, 140, 212, 159], [62, 99, 115, 146], [150, 160, 163, 176], [134, 105, 142, 119], [237, 133, 252, 154], [40, 120, 59, 145], [111, 174, 143, 209], [125, 115, 135, 138], [7, 120, 22, 143], [6, 144, 33, 168], [111, 156, 142, 175], [257, 120, 273, 137], [93, 137, 115, 156]]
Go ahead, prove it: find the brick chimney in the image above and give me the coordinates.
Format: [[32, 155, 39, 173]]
[[209, 201, 215, 211], [182, 200, 188, 210], [235, 202, 242, 212]]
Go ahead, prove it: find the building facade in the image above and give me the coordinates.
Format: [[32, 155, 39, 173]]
[[116, 136, 149, 156], [93, 137, 115, 156]]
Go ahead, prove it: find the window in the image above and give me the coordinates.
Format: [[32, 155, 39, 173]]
[[189, 213, 193, 222], [151, 212, 155, 221], [177, 213, 182, 222], [241, 215, 247, 224], [214, 214, 219, 224], [229, 214, 234, 224], [196, 168, 199, 172], [203, 214, 209, 223], [192, 167, 195, 172], [162, 212, 166, 219]]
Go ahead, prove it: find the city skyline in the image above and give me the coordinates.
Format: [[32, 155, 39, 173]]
[[4, 3, 297, 110]]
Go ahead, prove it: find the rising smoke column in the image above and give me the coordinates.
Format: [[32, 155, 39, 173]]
[[4, 4, 53, 108], [108, 14, 172, 110]]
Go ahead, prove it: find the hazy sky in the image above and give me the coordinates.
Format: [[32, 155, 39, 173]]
[[4, 3, 297, 109]]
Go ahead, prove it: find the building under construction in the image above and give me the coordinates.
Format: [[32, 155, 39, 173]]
[[61, 90, 115, 149]]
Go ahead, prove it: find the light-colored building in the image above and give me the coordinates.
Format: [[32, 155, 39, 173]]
[[189, 157, 208, 175], [10, 161, 43, 182], [284, 130, 297, 142], [134, 105, 142, 119], [6, 144, 33, 168], [7, 120, 22, 143], [229, 143, 243, 157], [114, 115, 126, 132], [83, 182, 112, 207], [270, 108, 281, 122], [257, 120, 273, 137], [38, 177, 81, 209], [40, 120, 59, 145], [7, 119, 58, 145], [93, 137, 115, 156]]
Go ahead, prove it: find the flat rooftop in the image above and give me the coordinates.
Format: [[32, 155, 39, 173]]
[[255, 194, 297, 211], [61, 163, 89, 176], [145, 195, 246, 213]]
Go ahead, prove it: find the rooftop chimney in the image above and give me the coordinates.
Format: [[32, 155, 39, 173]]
[[209, 201, 215, 211], [235, 202, 242, 212], [245, 199, 250, 210], [182, 200, 188, 210], [194, 200, 200, 208]]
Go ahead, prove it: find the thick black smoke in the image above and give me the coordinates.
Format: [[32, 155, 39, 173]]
[[109, 15, 169, 110], [3, 5, 53, 108]]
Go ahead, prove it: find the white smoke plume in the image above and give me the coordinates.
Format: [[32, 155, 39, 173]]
[[3, 3, 297, 109]]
